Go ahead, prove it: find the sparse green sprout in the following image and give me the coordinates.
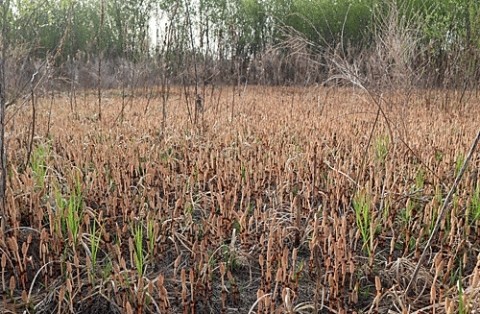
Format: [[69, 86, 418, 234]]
[[65, 192, 82, 246], [415, 168, 425, 190], [469, 184, 480, 223], [222, 245, 239, 271], [400, 198, 415, 227], [382, 197, 390, 222], [88, 220, 102, 282], [353, 190, 375, 255], [241, 165, 246, 181], [184, 202, 194, 216], [31, 143, 49, 190], [55, 173, 84, 247], [90, 221, 101, 268], [133, 223, 145, 277], [455, 154, 465, 176], [374, 135, 389, 165]]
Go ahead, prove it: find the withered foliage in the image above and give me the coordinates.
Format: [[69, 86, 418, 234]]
[[0, 86, 479, 313]]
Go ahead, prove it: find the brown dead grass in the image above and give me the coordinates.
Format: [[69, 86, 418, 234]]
[[0, 85, 479, 313]]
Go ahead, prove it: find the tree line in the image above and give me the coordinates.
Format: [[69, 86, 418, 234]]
[[2, 0, 480, 89]]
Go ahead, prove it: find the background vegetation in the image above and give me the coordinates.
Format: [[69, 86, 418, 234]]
[[2, 0, 480, 91]]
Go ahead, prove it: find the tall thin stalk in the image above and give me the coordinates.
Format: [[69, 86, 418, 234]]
[[69, 1, 77, 118], [159, 4, 178, 137], [25, 81, 36, 169], [0, 0, 9, 235], [97, 0, 105, 121], [184, 0, 200, 125]]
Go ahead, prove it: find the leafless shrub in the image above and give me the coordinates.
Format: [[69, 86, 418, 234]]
[[367, 1, 427, 90]]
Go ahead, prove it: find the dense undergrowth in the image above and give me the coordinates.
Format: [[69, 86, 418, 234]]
[[1, 86, 479, 313]]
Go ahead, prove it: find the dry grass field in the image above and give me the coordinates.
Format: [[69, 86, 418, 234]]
[[1, 86, 479, 313]]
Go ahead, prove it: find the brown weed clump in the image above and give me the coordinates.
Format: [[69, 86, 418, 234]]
[[0, 86, 479, 313]]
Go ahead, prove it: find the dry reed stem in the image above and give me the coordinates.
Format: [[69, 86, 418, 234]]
[[406, 131, 480, 295], [0, 86, 478, 313]]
